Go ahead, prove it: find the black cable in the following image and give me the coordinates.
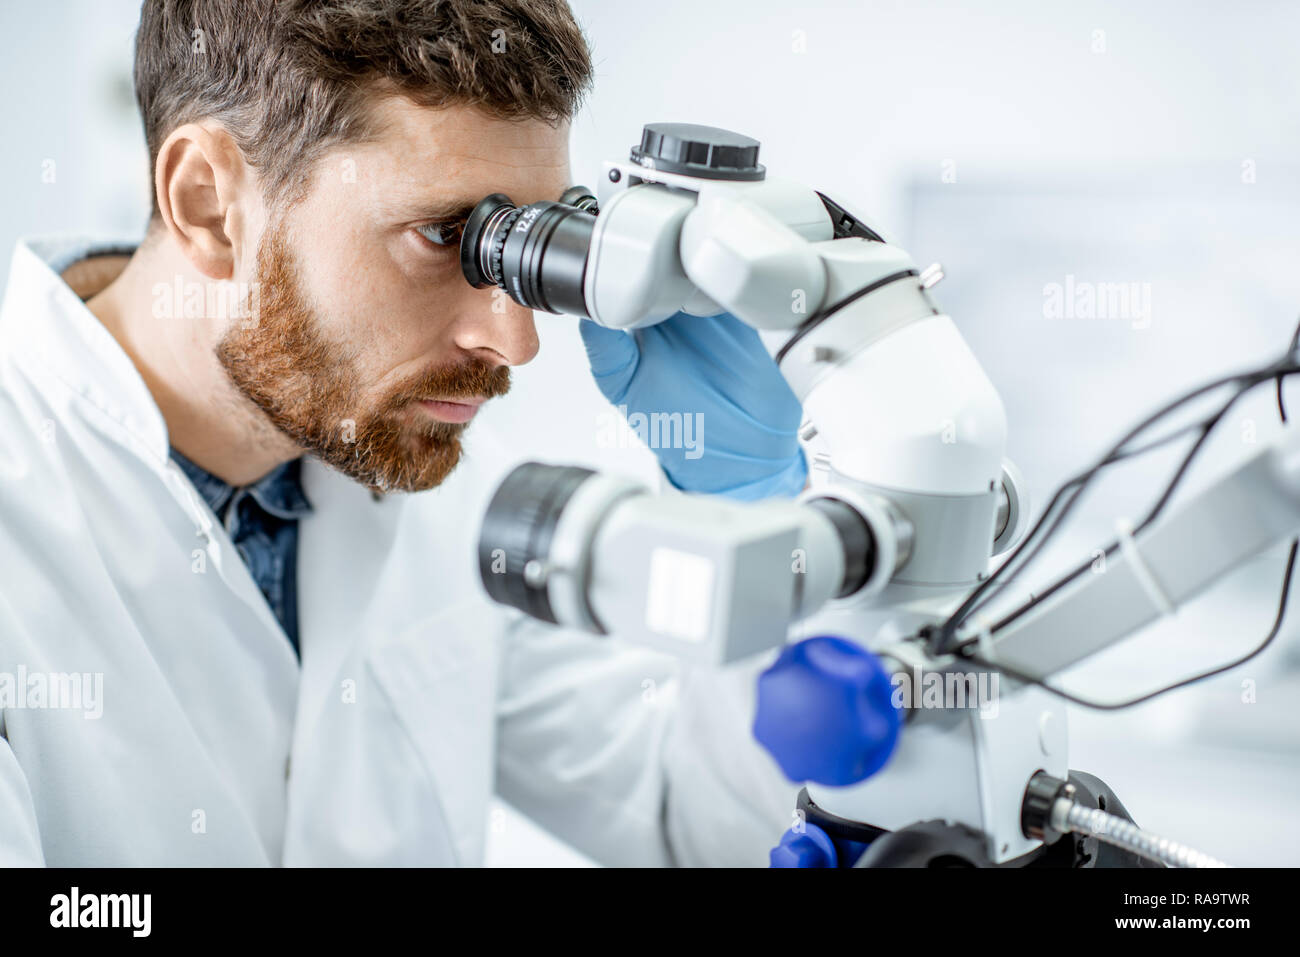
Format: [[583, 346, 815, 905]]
[[980, 383, 1250, 639], [950, 315, 1300, 710], [977, 409, 1231, 630], [974, 353, 1300, 643], [1276, 315, 1300, 424], [936, 358, 1300, 652], [974, 410, 1225, 633], [942, 368, 1258, 635], [961, 541, 1297, 711], [773, 269, 920, 366]]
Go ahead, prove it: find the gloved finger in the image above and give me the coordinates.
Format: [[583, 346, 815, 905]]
[[578, 318, 640, 398], [645, 311, 796, 411], [651, 311, 773, 369]]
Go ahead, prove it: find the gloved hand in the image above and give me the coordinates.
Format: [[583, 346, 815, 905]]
[[580, 311, 808, 500]]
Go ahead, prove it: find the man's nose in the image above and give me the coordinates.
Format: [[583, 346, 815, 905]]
[[453, 289, 540, 367]]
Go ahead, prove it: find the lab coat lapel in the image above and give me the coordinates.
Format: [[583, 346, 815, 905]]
[[161, 457, 302, 678], [292, 454, 505, 865], [365, 595, 502, 867]]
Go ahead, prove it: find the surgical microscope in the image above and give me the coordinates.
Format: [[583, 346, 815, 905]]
[[460, 123, 1300, 868]]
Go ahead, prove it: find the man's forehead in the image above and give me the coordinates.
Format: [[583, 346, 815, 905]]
[[366, 95, 571, 209]]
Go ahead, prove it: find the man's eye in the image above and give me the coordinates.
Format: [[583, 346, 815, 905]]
[[415, 221, 463, 247]]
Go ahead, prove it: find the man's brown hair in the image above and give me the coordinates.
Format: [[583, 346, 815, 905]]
[[134, 0, 593, 216]]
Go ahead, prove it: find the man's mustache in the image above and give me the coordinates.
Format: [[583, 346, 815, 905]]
[[382, 358, 512, 412]]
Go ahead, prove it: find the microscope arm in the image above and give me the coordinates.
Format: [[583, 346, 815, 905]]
[[676, 188, 917, 333], [984, 423, 1300, 678]]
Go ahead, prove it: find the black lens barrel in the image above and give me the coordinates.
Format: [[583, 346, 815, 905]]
[[478, 462, 597, 624], [806, 497, 877, 598], [505, 205, 594, 317], [460, 190, 597, 317]]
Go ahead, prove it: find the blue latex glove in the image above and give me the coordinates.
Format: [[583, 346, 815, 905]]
[[580, 311, 808, 500]]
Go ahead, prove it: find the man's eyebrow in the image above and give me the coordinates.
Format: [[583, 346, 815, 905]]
[[403, 198, 483, 222]]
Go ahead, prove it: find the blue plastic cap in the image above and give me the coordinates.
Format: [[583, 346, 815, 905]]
[[753, 635, 902, 786], [770, 822, 838, 868]]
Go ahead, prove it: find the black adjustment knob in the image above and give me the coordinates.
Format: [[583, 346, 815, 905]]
[[629, 122, 765, 181]]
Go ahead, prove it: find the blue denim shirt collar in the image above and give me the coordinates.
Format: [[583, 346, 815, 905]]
[[170, 448, 313, 522]]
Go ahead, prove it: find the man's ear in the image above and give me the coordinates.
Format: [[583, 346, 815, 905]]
[[154, 123, 252, 281]]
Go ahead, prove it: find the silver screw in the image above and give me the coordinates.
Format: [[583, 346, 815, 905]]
[[523, 560, 550, 588], [920, 263, 945, 288]]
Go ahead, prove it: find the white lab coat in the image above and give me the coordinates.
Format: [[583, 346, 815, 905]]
[[0, 238, 796, 867]]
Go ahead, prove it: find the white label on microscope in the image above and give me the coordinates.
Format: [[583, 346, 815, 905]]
[[645, 547, 714, 643]]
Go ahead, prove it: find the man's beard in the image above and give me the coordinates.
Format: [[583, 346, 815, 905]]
[[215, 221, 510, 492]]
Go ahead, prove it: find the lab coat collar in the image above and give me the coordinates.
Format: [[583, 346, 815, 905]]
[[1, 236, 171, 469]]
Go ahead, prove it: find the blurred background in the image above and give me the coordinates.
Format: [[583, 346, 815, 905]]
[[4, 0, 1299, 866]]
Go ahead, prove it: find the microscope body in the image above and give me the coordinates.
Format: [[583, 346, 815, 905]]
[[466, 123, 1128, 866]]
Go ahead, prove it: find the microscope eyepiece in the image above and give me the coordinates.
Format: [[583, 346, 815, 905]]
[[459, 188, 598, 318]]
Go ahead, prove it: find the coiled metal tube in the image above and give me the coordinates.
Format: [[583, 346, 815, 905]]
[[1056, 801, 1228, 868]]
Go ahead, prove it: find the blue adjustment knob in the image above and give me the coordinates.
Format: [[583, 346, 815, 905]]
[[770, 822, 838, 868], [753, 635, 902, 786]]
